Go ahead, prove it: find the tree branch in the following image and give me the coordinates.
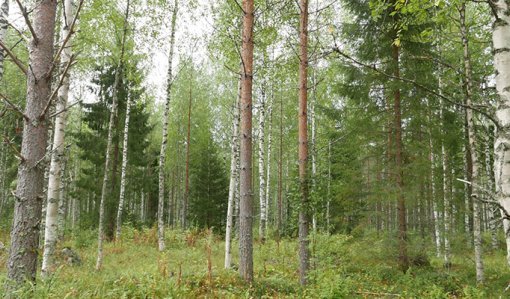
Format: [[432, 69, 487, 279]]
[[0, 41, 27, 75], [40, 56, 76, 120], [48, 0, 85, 77], [15, 0, 38, 44], [0, 93, 28, 120], [2, 135, 25, 162], [456, 178, 510, 221], [330, 46, 501, 128]]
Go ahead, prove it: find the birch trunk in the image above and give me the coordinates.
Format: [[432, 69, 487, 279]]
[[265, 103, 273, 233], [492, 0, 510, 267], [277, 97, 283, 237], [183, 71, 192, 229], [441, 99, 451, 267], [115, 90, 132, 240], [485, 129, 499, 249], [258, 91, 266, 242], [225, 81, 241, 269], [460, 2, 484, 282], [57, 156, 68, 241], [427, 101, 441, 258], [298, 0, 310, 285], [6, 0, 57, 286], [239, 0, 255, 282], [96, 0, 130, 270], [311, 70, 317, 232], [157, 0, 178, 251]]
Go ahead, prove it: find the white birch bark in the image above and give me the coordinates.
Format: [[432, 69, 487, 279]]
[[460, 3, 484, 282], [428, 101, 441, 258], [225, 82, 241, 269], [157, 0, 178, 251], [96, 0, 130, 270], [258, 90, 267, 242], [440, 98, 451, 267], [41, 0, 74, 278], [311, 69, 318, 232], [265, 103, 273, 233], [115, 91, 132, 240], [485, 131, 499, 249], [492, 0, 510, 268]]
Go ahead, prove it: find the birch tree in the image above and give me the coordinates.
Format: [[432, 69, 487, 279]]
[[491, 0, 510, 267], [41, 0, 75, 278], [225, 80, 240, 269], [115, 82, 133, 240], [157, 0, 178, 251], [96, 0, 130, 270], [460, 2, 484, 283], [257, 87, 266, 242]]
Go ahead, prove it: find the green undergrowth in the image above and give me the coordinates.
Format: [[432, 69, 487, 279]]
[[0, 228, 508, 298]]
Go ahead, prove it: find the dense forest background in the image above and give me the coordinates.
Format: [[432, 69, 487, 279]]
[[1, 0, 510, 297]]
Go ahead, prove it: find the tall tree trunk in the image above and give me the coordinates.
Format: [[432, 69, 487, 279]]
[[392, 42, 408, 272], [239, 0, 255, 283], [298, 0, 310, 286], [6, 0, 57, 286], [492, 0, 510, 268], [225, 80, 241, 269], [157, 0, 178, 251], [115, 89, 133, 240], [258, 89, 266, 242], [311, 69, 317, 232], [0, 0, 8, 81], [327, 141, 331, 232], [277, 96, 283, 238], [460, 3, 484, 283], [96, 0, 130, 270], [441, 98, 451, 267], [428, 101, 441, 258], [183, 70, 192, 229], [265, 103, 273, 233], [485, 127, 499, 250]]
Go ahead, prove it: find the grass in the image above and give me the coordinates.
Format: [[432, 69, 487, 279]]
[[0, 227, 508, 298]]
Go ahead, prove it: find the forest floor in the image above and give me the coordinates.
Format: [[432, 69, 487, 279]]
[[0, 227, 509, 298]]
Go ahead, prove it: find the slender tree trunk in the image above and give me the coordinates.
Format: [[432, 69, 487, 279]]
[[183, 71, 192, 229], [428, 100, 441, 258], [485, 127, 499, 249], [239, 0, 255, 282], [492, 0, 510, 268], [436, 35, 451, 263], [265, 103, 273, 233], [0, 0, 8, 81], [258, 89, 266, 242], [311, 69, 317, 232], [298, 0, 310, 285], [57, 155, 68, 241], [277, 96, 283, 238], [327, 141, 331, 232], [441, 98, 451, 267], [460, 3, 484, 283], [157, 0, 178, 251], [392, 41, 408, 272], [6, 0, 57, 286], [225, 79, 241, 269], [115, 88, 133, 240], [96, 0, 129, 270]]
